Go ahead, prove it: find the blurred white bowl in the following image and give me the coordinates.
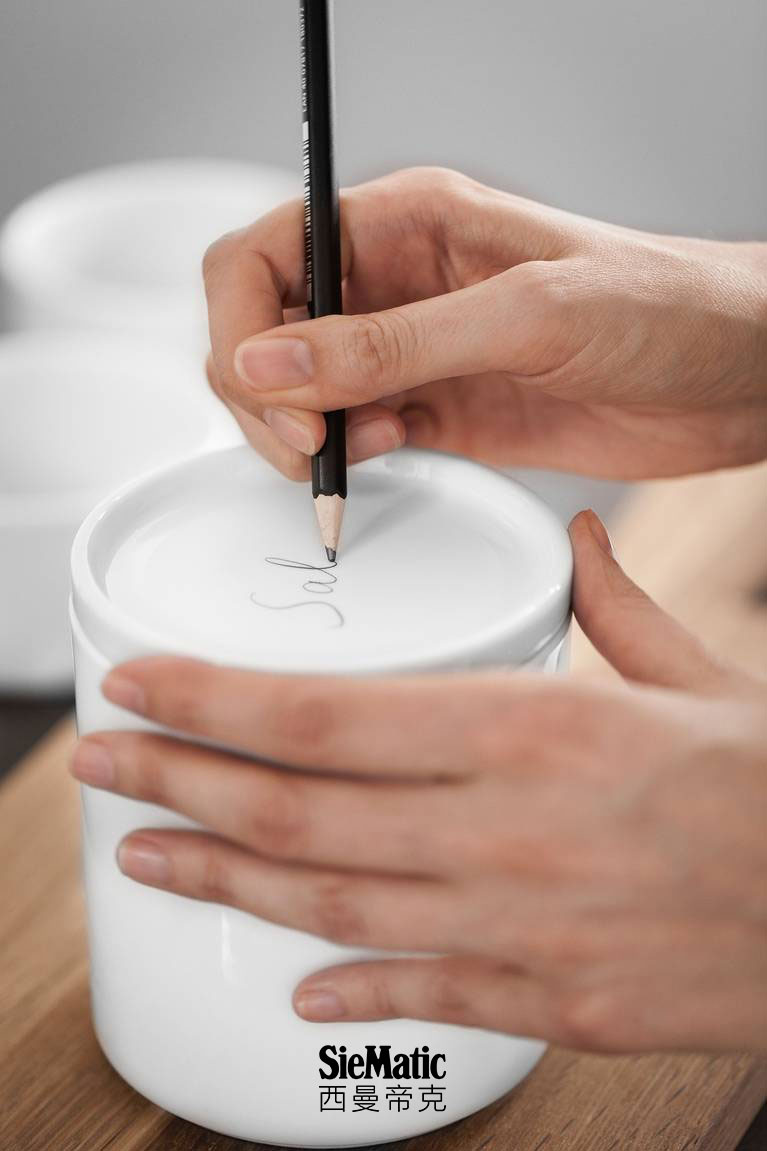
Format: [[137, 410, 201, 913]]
[[0, 158, 299, 351], [0, 330, 239, 693]]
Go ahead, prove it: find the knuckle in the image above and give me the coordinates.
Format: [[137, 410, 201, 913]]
[[516, 260, 574, 317], [127, 735, 170, 806], [553, 986, 617, 1052], [516, 690, 587, 761], [468, 830, 529, 876], [197, 847, 234, 904], [429, 165, 473, 192], [536, 923, 598, 969], [242, 776, 309, 859], [348, 311, 415, 387], [352, 966, 396, 1022], [160, 660, 210, 734], [241, 198, 303, 259], [273, 686, 338, 760], [397, 165, 473, 201], [202, 229, 241, 287], [363, 972, 398, 1019], [206, 354, 237, 410], [471, 716, 528, 771], [488, 914, 599, 975], [278, 453, 312, 482], [347, 315, 390, 383], [205, 354, 223, 398], [446, 816, 510, 874], [311, 878, 369, 945], [429, 969, 471, 1022], [216, 373, 240, 409]]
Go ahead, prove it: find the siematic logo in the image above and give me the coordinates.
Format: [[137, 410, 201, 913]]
[[318, 1045, 447, 1114], [320, 1044, 446, 1080]]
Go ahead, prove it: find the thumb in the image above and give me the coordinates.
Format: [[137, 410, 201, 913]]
[[570, 510, 730, 693], [229, 264, 548, 413]]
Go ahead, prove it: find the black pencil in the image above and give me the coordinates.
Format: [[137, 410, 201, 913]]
[[300, 0, 346, 562]]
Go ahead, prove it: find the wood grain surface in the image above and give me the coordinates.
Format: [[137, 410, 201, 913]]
[[1, 462, 766, 1151]]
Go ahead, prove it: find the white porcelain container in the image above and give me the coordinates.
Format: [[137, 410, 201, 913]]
[[71, 445, 572, 1146], [0, 159, 298, 352], [0, 331, 236, 693]]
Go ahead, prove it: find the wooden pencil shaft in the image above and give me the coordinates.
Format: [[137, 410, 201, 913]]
[[300, 0, 347, 500], [301, 0, 342, 319], [314, 409, 347, 497]]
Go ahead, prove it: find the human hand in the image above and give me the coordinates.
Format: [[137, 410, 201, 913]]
[[70, 512, 767, 1053], [204, 167, 767, 480]]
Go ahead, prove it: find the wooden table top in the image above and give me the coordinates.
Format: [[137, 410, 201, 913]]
[[2, 462, 767, 1151]]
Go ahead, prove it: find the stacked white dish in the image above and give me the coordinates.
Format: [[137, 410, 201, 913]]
[[0, 159, 298, 350], [0, 159, 297, 690], [0, 332, 235, 691]]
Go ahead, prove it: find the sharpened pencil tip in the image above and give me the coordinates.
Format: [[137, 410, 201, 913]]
[[314, 494, 344, 559]]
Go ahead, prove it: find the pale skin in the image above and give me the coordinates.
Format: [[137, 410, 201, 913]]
[[71, 168, 767, 1053]]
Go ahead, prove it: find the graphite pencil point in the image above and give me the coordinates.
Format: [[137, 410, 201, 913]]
[[314, 493, 345, 559]]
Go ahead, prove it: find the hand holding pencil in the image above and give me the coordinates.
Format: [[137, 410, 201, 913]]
[[206, 164, 763, 485]]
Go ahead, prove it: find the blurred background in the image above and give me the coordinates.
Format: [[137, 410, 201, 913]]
[[3, 0, 767, 234], [1, 0, 766, 767]]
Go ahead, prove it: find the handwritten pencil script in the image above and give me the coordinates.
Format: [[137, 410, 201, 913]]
[[250, 557, 345, 629]]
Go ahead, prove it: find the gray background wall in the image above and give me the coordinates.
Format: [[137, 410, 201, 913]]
[[1, 0, 765, 238]]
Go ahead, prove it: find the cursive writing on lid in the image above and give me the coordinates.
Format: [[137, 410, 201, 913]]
[[250, 556, 344, 629]]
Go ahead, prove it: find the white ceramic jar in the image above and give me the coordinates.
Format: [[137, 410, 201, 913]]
[[71, 445, 572, 1146]]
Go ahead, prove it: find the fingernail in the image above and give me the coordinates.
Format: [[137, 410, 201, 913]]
[[585, 509, 614, 556], [102, 672, 145, 714], [293, 985, 346, 1021], [71, 739, 114, 788], [347, 418, 404, 463], [235, 338, 313, 389], [118, 835, 171, 885], [263, 408, 316, 454]]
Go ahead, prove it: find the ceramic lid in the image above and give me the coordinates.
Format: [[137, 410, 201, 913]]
[[71, 446, 572, 673]]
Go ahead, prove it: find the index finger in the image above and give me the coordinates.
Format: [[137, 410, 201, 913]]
[[202, 197, 311, 399], [99, 656, 600, 780]]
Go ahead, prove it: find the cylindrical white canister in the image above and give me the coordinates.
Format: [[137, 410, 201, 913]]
[[70, 445, 573, 1146]]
